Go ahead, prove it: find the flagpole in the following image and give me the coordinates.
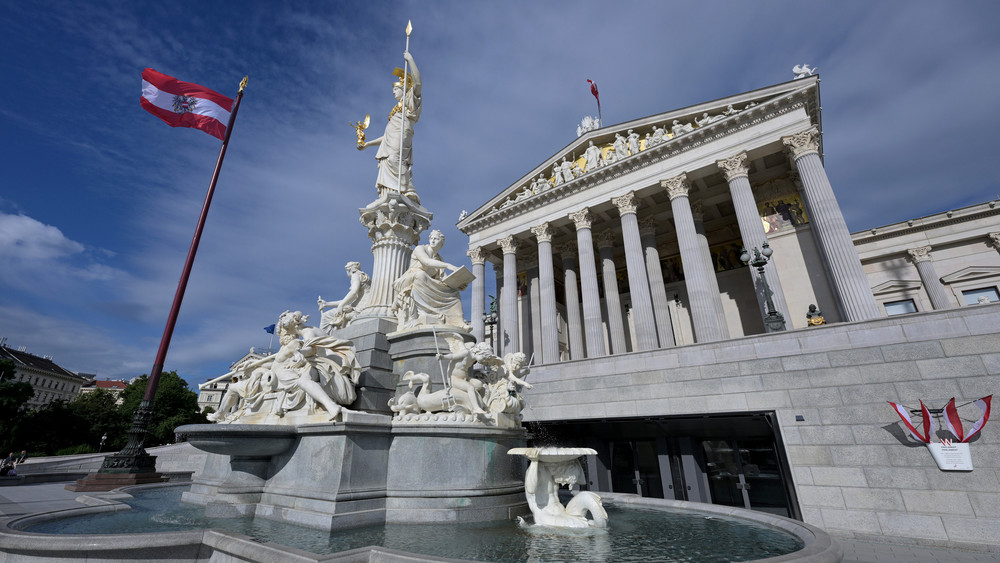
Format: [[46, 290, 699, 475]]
[[397, 20, 412, 196], [99, 75, 249, 477]]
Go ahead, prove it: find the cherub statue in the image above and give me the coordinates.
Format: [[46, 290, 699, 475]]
[[318, 261, 371, 332], [350, 114, 370, 149]]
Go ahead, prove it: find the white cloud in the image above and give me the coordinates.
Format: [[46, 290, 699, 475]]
[[0, 213, 84, 260]]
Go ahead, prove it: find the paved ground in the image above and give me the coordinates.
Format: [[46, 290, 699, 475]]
[[2, 482, 999, 562]]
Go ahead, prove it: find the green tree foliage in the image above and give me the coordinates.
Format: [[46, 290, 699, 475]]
[[15, 400, 90, 455], [70, 389, 128, 451], [118, 371, 207, 446], [0, 379, 34, 453]]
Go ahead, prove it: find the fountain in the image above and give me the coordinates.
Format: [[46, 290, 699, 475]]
[[0, 32, 843, 563]]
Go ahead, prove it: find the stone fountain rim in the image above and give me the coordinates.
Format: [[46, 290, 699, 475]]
[[0, 481, 844, 563]]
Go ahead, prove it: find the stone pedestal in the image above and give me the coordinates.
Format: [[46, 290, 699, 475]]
[[356, 193, 433, 320], [330, 317, 398, 414], [386, 326, 475, 400]]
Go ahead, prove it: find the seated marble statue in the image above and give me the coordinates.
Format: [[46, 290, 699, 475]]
[[484, 351, 533, 415], [318, 261, 371, 332], [392, 230, 467, 330]]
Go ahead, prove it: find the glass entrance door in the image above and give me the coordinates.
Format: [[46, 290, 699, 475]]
[[609, 440, 664, 498], [701, 439, 790, 516]]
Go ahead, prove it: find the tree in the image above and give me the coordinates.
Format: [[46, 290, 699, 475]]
[[15, 400, 90, 455], [0, 379, 34, 453], [70, 390, 128, 451], [0, 358, 17, 382], [118, 371, 207, 446]]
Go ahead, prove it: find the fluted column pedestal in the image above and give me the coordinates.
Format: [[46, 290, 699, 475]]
[[570, 209, 607, 357], [357, 193, 432, 320], [559, 244, 585, 360], [784, 128, 882, 321], [467, 247, 486, 342], [662, 174, 726, 342], [908, 246, 953, 310], [499, 235, 520, 354], [614, 192, 658, 351], [597, 231, 628, 354], [639, 219, 675, 347], [718, 153, 792, 329], [532, 223, 560, 363]]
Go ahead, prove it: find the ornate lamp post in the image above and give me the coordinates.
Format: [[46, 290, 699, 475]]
[[741, 242, 787, 332], [484, 295, 499, 355]]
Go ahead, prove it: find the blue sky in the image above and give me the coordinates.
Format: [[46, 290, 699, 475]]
[[2, 1, 998, 385]]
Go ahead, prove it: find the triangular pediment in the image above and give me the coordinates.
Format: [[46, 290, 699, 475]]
[[941, 266, 1000, 284], [872, 279, 923, 295], [458, 76, 820, 231]]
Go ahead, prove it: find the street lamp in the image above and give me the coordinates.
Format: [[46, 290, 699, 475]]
[[484, 295, 499, 356], [99, 433, 107, 453], [740, 242, 787, 332]]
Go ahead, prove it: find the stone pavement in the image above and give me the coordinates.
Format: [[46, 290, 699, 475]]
[[836, 539, 1000, 563], [3, 481, 1000, 562]]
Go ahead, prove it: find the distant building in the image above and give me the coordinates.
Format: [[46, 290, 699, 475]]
[[77, 379, 129, 405], [0, 344, 90, 410], [198, 348, 268, 414]]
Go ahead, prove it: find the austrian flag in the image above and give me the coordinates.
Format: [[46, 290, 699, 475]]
[[141, 69, 233, 140]]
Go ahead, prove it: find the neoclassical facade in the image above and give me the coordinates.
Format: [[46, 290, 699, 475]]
[[460, 76, 881, 359], [0, 344, 89, 410], [458, 77, 1000, 550]]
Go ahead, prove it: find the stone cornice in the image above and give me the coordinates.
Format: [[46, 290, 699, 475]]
[[853, 203, 1000, 246], [717, 152, 749, 182], [460, 85, 818, 234]]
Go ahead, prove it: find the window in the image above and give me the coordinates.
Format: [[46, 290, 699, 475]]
[[884, 299, 918, 316], [962, 287, 1000, 305]]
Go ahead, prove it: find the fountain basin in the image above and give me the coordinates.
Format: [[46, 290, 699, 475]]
[[176, 424, 296, 457], [3, 483, 842, 562]]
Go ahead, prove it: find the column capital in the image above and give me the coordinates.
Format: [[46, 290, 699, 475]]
[[531, 222, 554, 243], [782, 127, 820, 160], [690, 201, 704, 222], [988, 232, 1000, 250], [498, 235, 519, 255], [556, 242, 577, 259], [595, 230, 617, 249], [907, 246, 933, 263], [612, 191, 639, 216], [466, 246, 486, 265], [639, 217, 657, 237], [661, 173, 690, 200], [717, 152, 749, 182], [569, 208, 593, 230]]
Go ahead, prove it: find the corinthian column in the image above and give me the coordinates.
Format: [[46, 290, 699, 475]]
[[662, 174, 726, 342], [499, 235, 520, 354], [558, 243, 585, 359], [989, 232, 1000, 255], [690, 201, 730, 338], [467, 246, 486, 342], [570, 208, 607, 357], [639, 218, 675, 347], [613, 192, 658, 350], [357, 193, 433, 319], [596, 231, 629, 354], [907, 246, 953, 310], [717, 152, 792, 329], [531, 223, 560, 363], [783, 128, 882, 321]]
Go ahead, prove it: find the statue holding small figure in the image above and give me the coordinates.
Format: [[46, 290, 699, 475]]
[[358, 50, 423, 204]]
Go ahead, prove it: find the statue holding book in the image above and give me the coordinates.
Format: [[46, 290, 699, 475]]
[[392, 229, 471, 330]]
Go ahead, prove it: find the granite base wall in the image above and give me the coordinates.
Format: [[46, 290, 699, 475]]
[[522, 303, 1000, 551]]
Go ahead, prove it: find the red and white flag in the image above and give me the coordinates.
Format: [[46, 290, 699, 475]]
[[944, 395, 992, 443], [888, 400, 936, 443], [141, 69, 233, 140], [587, 78, 601, 114]]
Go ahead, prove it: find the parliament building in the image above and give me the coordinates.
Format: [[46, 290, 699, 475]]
[[457, 75, 1000, 550]]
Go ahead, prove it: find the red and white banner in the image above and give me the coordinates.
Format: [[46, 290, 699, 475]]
[[141, 68, 233, 140], [888, 400, 936, 443], [945, 395, 992, 443]]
